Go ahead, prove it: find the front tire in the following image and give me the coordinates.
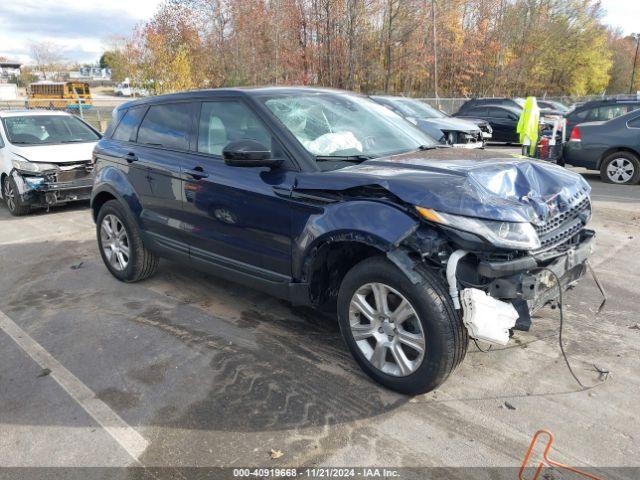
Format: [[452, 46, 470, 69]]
[[600, 152, 640, 185], [2, 176, 30, 216], [96, 199, 158, 282], [337, 257, 468, 395]]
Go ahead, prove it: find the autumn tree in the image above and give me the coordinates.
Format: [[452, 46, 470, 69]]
[[107, 0, 633, 97]]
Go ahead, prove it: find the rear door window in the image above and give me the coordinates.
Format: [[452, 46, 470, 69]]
[[112, 107, 146, 142], [137, 103, 192, 150], [571, 108, 591, 122]]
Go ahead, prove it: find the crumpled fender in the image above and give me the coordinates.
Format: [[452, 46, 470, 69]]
[[10, 170, 29, 194], [292, 199, 418, 281]]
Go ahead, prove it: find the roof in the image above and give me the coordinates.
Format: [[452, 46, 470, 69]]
[[117, 86, 359, 110], [0, 109, 74, 118], [580, 97, 640, 108], [465, 103, 521, 113], [0, 61, 22, 68]]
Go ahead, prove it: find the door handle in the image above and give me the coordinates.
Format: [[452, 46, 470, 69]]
[[185, 166, 209, 179], [123, 152, 138, 163]]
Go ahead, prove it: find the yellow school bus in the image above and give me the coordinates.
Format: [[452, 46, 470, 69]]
[[27, 82, 93, 109]]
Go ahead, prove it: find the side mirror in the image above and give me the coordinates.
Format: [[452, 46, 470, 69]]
[[222, 140, 282, 168]]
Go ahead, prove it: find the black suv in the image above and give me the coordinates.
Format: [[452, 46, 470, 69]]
[[91, 88, 595, 394], [457, 97, 525, 113], [565, 97, 640, 134]]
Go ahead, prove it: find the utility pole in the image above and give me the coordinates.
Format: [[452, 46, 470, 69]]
[[631, 34, 640, 95], [432, 0, 439, 109]]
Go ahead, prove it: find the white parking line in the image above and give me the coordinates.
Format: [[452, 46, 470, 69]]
[[0, 309, 148, 463]]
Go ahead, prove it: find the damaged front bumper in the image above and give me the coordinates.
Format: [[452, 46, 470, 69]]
[[477, 229, 595, 325], [11, 166, 93, 208]]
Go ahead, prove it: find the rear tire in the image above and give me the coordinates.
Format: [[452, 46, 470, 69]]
[[600, 152, 640, 185], [2, 176, 30, 216], [337, 257, 468, 395], [96, 199, 158, 282]]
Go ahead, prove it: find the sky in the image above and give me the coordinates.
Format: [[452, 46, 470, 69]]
[[0, 0, 639, 65], [0, 0, 163, 65]]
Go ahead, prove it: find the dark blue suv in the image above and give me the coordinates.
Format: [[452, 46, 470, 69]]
[[91, 88, 595, 394]]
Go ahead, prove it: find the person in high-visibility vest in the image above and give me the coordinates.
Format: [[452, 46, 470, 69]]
[[517, 97, 540, 156]]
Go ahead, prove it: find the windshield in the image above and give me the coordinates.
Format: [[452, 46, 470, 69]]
[[3, 115, 100, 146], [388, 98, 446, 119], [262, 93, 437, 159]]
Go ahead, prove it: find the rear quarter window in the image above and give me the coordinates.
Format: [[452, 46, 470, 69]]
[[112, 107, 146, 142], [571, 109, 591, 122]]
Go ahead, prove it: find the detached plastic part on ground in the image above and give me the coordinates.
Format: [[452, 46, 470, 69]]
[[461, 288, 518, 345]]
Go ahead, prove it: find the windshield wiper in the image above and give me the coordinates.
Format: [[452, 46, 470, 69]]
[[417, 144, 450, 151], [315, 154, 375, 162], [60, 139, 90, 143]]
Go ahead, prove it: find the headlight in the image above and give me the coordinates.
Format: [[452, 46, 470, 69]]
[[416, 207, 541, 250], [11, 158, 59, 173]]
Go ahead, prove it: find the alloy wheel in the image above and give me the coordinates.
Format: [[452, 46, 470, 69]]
[[3, 179, 16, 212], [348, 282, 426, 377], [606, 158, 635, 184], [100, 214, 130, 271]]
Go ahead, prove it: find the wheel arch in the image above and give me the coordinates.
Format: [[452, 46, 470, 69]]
[[293, 200, 421, 309], [598, 147, 640, 169], [91, 165, 143, 223], [303, 236, 387, 310]]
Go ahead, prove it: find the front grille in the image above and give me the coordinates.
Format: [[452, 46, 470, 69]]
[[534, 195, 591, 252]]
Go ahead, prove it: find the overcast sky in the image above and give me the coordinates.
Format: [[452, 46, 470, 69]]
[[0, 0, 638, 65]]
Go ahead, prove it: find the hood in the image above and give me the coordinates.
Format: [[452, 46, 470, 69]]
[[416, 117, 480, 133], [295, 149, 590, 223], [9, 142, 97, 164]]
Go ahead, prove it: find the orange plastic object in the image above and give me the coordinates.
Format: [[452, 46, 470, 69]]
[[519, 429, 603, 480]]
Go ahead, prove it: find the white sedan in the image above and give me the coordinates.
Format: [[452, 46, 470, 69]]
[[0, 110, 100, 216]]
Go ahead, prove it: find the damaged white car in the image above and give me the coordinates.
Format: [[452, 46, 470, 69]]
[[0, 110, 100, 216]]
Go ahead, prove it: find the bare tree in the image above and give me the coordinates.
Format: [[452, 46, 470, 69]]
[[29, 41, 64, 80]]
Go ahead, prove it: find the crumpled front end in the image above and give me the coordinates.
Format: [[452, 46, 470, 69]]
[[11, 162, 94, 209], [441, 129, 485, 149], [399, 187, 594, 343]]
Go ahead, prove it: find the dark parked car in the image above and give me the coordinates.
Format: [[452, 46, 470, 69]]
[[458, 97, 525, 113], [91, 87, 594, 394], [370, 96, 489, 147], [458, 97, 563, 117], [564, 98, 640, 136], [564, 109, 640, 184], [453, 104, 523, 143]]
